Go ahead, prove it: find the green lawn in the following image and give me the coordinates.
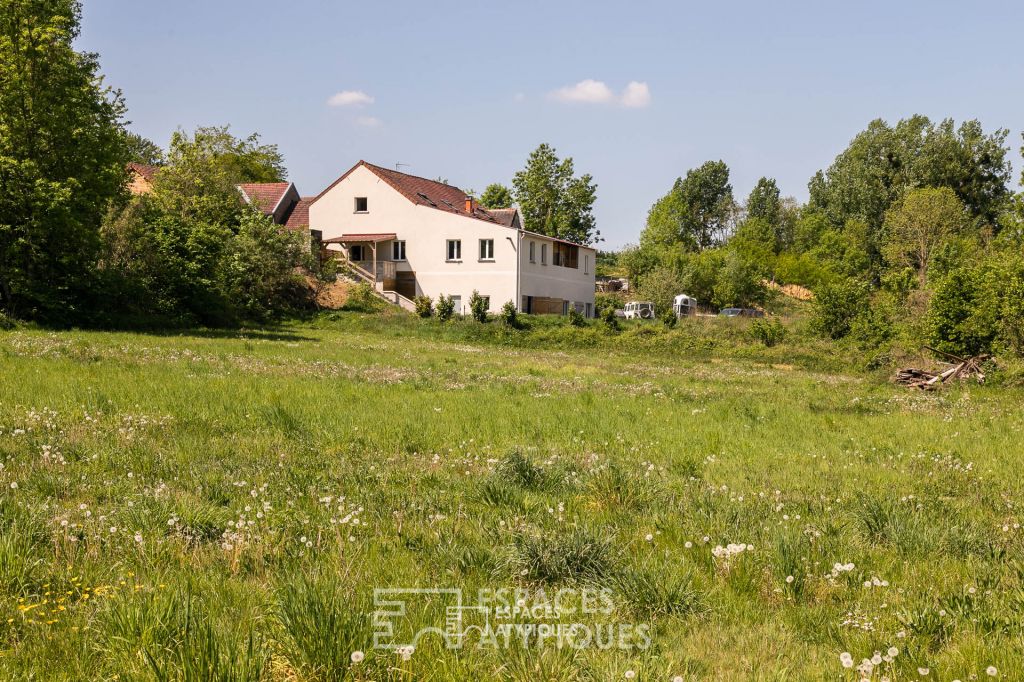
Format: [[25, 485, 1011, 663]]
[[0, 316, 1021, 680]]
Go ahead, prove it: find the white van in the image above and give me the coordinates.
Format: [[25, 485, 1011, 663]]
[[623, 301, 656, 320]]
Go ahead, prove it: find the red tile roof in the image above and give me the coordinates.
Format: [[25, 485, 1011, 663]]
[[487, 207, 519, 227], [238, 182, 292, 215], [282, 197, 313, 231], [311, 161, 590, 248], [128, 162, 160, 181], [312, 161, 503, 224]]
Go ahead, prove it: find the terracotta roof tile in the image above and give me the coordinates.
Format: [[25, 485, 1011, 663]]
[[238, 182, 291, 215], [486, 207, 519, 227], [312, 161, 503, 225], [282, 197, 313, 231], [127, 162, 160, 181]]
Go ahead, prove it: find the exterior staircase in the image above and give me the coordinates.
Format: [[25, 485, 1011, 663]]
[[341, 258, 417, 312]]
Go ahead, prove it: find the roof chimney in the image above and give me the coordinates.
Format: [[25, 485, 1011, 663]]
[[465, 196, 474, 213]]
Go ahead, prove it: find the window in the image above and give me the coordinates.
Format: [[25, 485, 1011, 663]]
[[446, 239, 462, 261], [350, 244, 366, 261], [354, 197, 368, 213], [541, 244, 548, 265], [479, 239, 494, 261], [451, 295, 461, 314], [553, 242, 579, 268], [584, 254, 590, 274], [480, 295, 490, 310], [392, 240, 406, 261], [585, 302, 592, 318], [529, 241, 536, 263]]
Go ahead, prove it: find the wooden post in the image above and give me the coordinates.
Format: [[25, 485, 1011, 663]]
[[371, 242, 377, 285]]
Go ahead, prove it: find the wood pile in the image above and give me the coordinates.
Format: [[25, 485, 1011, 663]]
[[894, 347, 989, 389]]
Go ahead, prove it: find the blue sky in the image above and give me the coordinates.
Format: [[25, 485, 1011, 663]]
[[79, 0, 1023, 248]]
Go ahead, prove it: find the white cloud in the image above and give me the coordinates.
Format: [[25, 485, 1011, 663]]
[[549, 79, 651, 108], [327, 90, 374, 107], [354, 116, 382, 128], [550, 79, 615, 104], [621, 81, 651, 108]]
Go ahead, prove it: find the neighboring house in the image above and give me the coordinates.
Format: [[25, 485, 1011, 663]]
[[127, 163, 159, 195], [237, 182, 301, 225], [238, 182, 320, 243], [308, 161, 596, 316]]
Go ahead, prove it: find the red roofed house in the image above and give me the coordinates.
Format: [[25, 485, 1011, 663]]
[[237, 181, 319, 239], [308, 161, 595, 316]]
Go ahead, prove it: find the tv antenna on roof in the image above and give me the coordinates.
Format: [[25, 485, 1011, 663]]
[[395, 162, 410, 171]]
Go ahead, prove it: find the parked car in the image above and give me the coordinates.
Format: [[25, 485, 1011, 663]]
[[719, 307, 765, 318], [623, 301, 656, 320], [673, 294, 698, 318]]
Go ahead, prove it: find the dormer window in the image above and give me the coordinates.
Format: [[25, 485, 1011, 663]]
[[354, 197, 368, 213]]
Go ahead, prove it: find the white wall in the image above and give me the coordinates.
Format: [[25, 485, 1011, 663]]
[[519, 234, 597, 314], [310, 164, 595, 314]]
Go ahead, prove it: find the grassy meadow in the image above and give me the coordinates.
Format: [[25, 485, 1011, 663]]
[[0, 313, 1022, 680]]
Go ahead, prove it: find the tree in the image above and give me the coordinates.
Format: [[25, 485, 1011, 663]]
[[746, 177, 781, 227], [222, 210, 308, 321], [479, 183, 513, 209], [677, 161, 734, 250], [639, 161, 734, 252], [809, 116, 1011, 272], [882, 187, 966, 288], [149, 126, 284, 227], [512, 143, 599, 245], [640, 182, 690, 249], [100, 125, 307, 325], [125, 131, 163, 165], [0, 0, 128, 321], [636, 264, 686, 314]]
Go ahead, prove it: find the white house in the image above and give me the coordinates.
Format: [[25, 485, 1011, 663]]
[[308, 161, 596, 316]]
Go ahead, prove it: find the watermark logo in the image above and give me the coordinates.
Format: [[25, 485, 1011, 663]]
[[372, 587, 650, 651]]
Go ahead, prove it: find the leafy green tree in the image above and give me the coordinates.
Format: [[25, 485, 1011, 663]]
[[636, 264, 686, 314], [512, 144, 599, 245], [746, 177, 782, 227], [882, 187, 966, 288], [810, 277, 872, 340], [222, 210, 308, 321], [677, 160, 734, 250], [479, 183, 513, 209], [0, 0, 128, 321], [712, 250, 769, 309], [101, 125, 306, 325], [809, 116, 1011, 272], [640, 161, 734, 252], [125, 131, 163, 165], [149, 126, 284, 227]]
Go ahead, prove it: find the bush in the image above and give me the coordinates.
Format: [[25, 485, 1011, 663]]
[[499, 300, 518, 328], [810, 277, 870, 340], [342, 282, 382, 313], [413, 295, 433, 318], [594, 292, 625, 317], [748, 318, 785, 346], [601, 305, 620, 332], [568, 307, 586, 327], [468, 290, 489, 323], [223, 211, 310, 321], [661, 308, 677, 329], [435, 294, 455, 322]]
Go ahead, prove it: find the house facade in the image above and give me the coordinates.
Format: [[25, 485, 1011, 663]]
[[308, 161, 596, 316]]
